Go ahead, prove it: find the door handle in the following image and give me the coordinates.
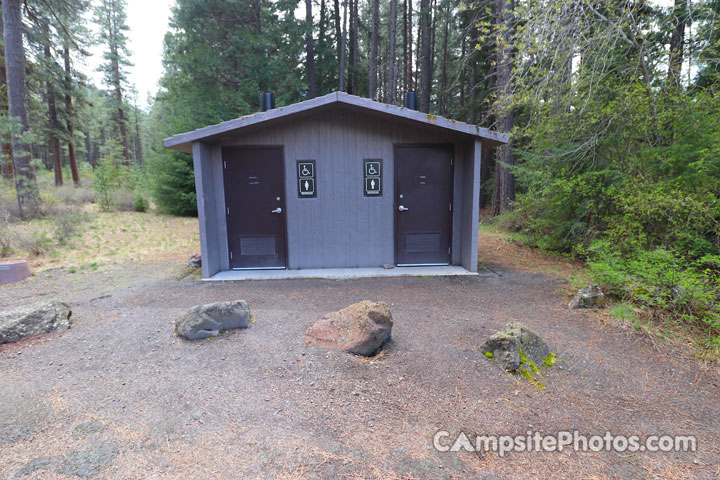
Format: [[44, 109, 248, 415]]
[[398, 205, 409, 212], [271, 207, 282, 214]]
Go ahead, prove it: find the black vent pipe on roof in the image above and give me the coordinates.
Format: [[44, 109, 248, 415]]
[[261, 91, 275, 112], [404, 91, 418, 110]]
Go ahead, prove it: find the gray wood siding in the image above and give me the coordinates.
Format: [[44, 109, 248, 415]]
[[460, 140, 482, 271], [196, 106, 479, 272], [192, 142, 221, 277]]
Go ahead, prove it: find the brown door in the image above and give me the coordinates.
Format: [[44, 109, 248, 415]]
[[223, 147, 287, 269], [395, 145, 453, 266]]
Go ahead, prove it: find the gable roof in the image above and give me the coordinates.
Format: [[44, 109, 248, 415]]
[[163, 91, 509, 153]]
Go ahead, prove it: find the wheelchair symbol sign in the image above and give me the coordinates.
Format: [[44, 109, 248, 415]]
[[365, 162, 381, 177], [298, 163, 314, 178]]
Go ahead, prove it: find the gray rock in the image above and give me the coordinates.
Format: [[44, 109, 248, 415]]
[[569, 284, 605, 309], [56, 443, 118, 478], [480, 321, 550, 372], [72, 419, 105, 439], [175, 300, 250, 340], [188, 252, 202, 268], [0, 301, 71, 345], [14, 457, 59, 478], [305, 301, 393, 356]]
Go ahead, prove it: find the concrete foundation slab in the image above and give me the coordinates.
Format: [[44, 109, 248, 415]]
[[205, 266, 489, 281]]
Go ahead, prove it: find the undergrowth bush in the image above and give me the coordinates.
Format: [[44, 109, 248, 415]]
[[52, 183, 96, 205], [0, 211, 12, 256], [148, 150, 197, 216], [133, 193, 149, 212], [14, 226, 53, 256], [588, 244, 720, 347], [111, 188, 136, 211], [500, 92, 720, 352], [52, 209, 91, 244]]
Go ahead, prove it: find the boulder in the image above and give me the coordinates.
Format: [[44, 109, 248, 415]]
[[480, 321, 550, 372], [0, 300, 72, 345], [305, 301, 392, 356], [569, 284, 605, 309], [175, 300, 250, 340], [187, 253, 202, 269]]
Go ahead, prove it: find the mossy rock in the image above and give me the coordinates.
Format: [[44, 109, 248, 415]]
[[480, 321, 550, 372]]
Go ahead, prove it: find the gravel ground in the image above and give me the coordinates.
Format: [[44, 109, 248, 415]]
[[0, 257, 719, 479]]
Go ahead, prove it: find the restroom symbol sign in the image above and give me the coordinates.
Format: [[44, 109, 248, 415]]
[[363, 159, 382, 196], [365, 161, 381, 177], [297, 160, 317, 198], [299, 178, 315, 196], [298, 162, 314, 178], [365, 177, 381, 195]]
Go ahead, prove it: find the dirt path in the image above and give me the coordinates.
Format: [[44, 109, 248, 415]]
[[1, 238, 719, 479]]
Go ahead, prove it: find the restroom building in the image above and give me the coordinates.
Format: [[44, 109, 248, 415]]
[[163, 92, 509, 279]]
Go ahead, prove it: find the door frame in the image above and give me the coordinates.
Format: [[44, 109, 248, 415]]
[[393, 143, 455, 266], [221, 145, 289, 270]]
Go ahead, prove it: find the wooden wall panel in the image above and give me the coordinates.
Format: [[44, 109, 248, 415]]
[[209, 105, 478, 270]]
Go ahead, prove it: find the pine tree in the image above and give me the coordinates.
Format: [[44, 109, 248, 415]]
[[418, 0, 432, 112], [387, 0, 398, 104], [0, 12, 13, 180], [3, 0, 41, 218], [305, 0, 317, 98], [95, 0, 132, 166], [491, 0, 515, 216], [369, 0, 379, 100]]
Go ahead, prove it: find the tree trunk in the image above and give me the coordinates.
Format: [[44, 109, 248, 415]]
[[44, 34, 63, 186], [2, 0, 40, 218], [419, 0, 432, 112], [305, 0, 317, 98], [668, 0, 687, 87], [347, 0, 354, 94], [470, 23, 478, 124], [0, 13, 12, 179], [407, 0, 413, 91], [429, 0, 437, 106], [459, 36, 465, 110], [387, 0, 398, 104], [339, 0, 347, 91], [369, 0, 379, 100], [63, 44, 80, 185], [111, 45, 130, 166], [133, 101, 143, 166], [334, 0, 342, 86], [402, 0, 407, 93], [479, 143, 492, 209], [492, 0, 515, 216], [350, 0, 359, 94], [85, 132, 92, 167], [251, 0, 262, 32], [438, 0, 450, 116]]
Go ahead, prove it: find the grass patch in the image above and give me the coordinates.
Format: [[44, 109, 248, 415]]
[[3, 207, 199, 272], [608, 302, 638, 323]]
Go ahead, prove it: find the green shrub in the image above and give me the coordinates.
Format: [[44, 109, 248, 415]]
[[94, 159, 118, 212], [0, 216, 12, 256], [51, 209, 91, 244], [15, 226, 53, 256], [111, 188, 136, 212], [133, 193, 149, 212], [94, 140, 132, 212], [588, 243, 720, 340], [148, 150, 197, 216]]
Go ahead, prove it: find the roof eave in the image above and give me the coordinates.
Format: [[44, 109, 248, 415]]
[[163, 92, 509, 151]]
